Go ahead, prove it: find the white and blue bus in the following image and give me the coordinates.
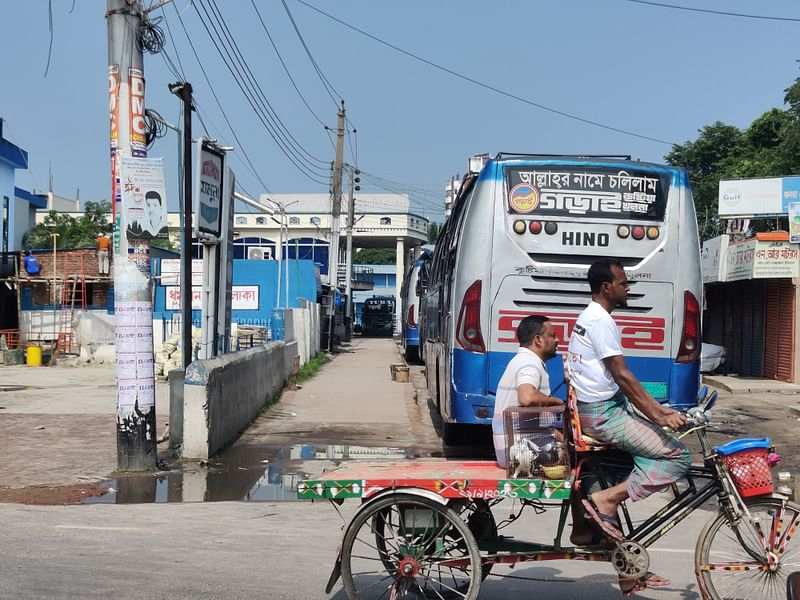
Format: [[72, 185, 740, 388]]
[[400, 248, 433, 363], [422, 155, 701, 441]]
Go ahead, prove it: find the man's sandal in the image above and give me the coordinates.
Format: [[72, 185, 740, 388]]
[[620, 571, 670, 596], [581, 497, 625, 541]]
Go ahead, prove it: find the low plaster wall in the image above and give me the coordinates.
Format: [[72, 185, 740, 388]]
[[183, 342, 287, 460]]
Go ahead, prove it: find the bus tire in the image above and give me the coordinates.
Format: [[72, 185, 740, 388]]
[[443, 422, 464, 446], [404, 346, 419, 364]]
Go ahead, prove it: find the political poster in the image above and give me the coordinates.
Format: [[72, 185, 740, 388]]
[[120, 157, 168, 240]]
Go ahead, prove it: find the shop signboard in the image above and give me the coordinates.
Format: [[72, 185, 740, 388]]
[[752, 241, 799, 278], [726, 238, 799, 281], [701, 235, 728, 283], [719, 176, 800, 216], [193, 139, 224, 238], [726, 238, 755, 281], [166, 285, 259, 310], [790, 202, 800, 243], [160, 258, 203, 286]]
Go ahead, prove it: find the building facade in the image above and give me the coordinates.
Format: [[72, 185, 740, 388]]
[[702, 232, 800, 383]]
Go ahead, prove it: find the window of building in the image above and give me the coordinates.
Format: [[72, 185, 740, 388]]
[[310, 216, 321, 226], [255, 217, 266, 225], [286, 237, 330, 274], [233, 237, 276, 260], [380, 217, 392, 225], [235, 216, 247, 225], [289, 217, 300, 225]]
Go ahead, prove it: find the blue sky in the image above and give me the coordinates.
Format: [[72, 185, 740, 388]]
[[1, 0, 799, 222]]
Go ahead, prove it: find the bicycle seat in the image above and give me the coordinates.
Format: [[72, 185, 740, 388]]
[[567, 384, 614, 453]]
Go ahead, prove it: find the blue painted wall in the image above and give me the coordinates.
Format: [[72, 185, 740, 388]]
[[153, 258, 320, 325]]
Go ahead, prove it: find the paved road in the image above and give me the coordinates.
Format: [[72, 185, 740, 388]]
[[0, 494, 714, 599]]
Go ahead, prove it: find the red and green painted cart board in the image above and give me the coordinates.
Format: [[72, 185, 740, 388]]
[[296, 459, 571, 501]]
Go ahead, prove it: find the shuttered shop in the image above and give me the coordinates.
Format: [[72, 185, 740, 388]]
[[725, 280, 765, 377], [763, 279, 795, 382]]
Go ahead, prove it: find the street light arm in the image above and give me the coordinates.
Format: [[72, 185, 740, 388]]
[[233, 191, 275, 215]]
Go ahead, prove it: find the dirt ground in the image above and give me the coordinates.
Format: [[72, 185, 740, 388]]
[[1, 354, 799, 505]]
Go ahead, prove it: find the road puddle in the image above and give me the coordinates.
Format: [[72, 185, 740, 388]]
[[83, 444, 421, 504]]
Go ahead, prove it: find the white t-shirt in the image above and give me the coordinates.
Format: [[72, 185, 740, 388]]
[[492, 347, 550, 467], [566, 301, 622, 403]]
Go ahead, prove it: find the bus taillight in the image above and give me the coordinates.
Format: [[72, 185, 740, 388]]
[[456, 280, 486, 353], [676, 290, 701, 363], [408, 305, 416, 328]]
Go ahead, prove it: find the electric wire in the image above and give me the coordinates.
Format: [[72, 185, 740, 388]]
[[192, 0, 328, 182], [193, 0, 330, 184], [280, 0, 341, 107], [143, 108, 169, 149], [2, 122, 42, 193], [204, 0, 330, 170], [160, 5, 187, 77], [294, 0, 678, 146], [44, 0, 53, 77], [193, 99, 274, 194], [358, 176, 445, 215], [137, 12, 166, 54], [359, 170, 440, 198], [622, 0, 800, 22], [171, 3, 274, 195], [249, 0, 329, 129]]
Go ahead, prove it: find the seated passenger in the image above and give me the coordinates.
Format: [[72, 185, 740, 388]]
[[492, 315, 563, 469], [567, 258, 690, 594]]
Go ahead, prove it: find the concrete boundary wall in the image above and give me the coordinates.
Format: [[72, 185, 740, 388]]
[[180, 301, 319, 460], [183, 342, 287, 459], [299, 300, 321, 356]]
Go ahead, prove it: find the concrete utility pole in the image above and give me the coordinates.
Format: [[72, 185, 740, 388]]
[[107, 0, 157, 471], [328, 101, 345, 351]]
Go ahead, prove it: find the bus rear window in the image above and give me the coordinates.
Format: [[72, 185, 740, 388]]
[[364, 301, 393, 312], [505, 166, 670, 221]]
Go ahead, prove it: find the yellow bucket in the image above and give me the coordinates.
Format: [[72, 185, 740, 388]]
[[26, 345, 42, 367]]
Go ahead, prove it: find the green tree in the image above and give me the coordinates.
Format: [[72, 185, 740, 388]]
[[23, 201, 112, 249], [427, 222, 441, 244], [666, 72, 800, 240], [354, 248, 396, 264]]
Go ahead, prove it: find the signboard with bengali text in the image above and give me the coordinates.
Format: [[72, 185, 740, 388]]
[[726, 238, 799, 281], [165, 286, 259, 310]]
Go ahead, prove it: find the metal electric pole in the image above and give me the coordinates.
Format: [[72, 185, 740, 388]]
[[344, 166, 358, 339], [168, 82, 194, 369], [327, 101, 345, 351], [107, 0, 157, 471]]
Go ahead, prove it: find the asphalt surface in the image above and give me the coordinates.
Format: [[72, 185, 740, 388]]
[[0, 495, 716, 599], [2, 337, 800, 598]]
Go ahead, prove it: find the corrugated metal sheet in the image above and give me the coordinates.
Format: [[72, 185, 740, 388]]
[[764, 279, 794, 382]]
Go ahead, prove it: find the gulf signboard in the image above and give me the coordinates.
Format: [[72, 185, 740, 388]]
[[719, 176, 800, 216]]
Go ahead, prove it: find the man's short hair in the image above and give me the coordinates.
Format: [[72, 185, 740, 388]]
[[517, 315, 549, 346], [588, 258, 624, 293]]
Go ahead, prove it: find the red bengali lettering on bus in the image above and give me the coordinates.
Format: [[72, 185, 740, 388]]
[[497, 310, 666, 351]]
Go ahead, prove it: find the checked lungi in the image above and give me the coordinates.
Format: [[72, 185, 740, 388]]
[[579, 394, 691, 502]]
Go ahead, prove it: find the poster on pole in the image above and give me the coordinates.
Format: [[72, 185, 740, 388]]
[[790, 202, 800, 244], [120, 157, 168, 240], [129, 67, 147, 158], [193, 139, 225, 238]]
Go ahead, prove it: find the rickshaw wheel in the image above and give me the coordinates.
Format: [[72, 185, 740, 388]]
[[695, 497, 800, 600], [342, 493, 482, 599]]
